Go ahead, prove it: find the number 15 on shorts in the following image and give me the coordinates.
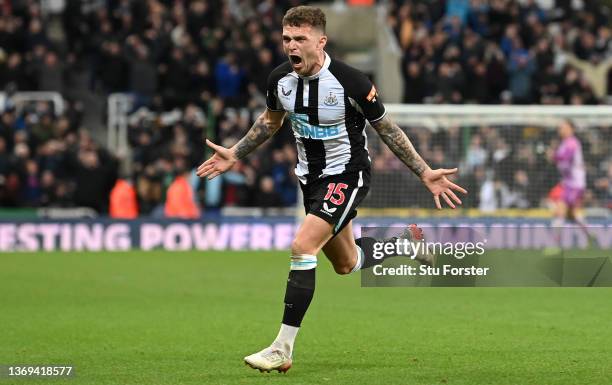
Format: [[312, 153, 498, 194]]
[[324, 183, 348, 205]]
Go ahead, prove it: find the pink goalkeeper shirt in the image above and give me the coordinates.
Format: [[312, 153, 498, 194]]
[[554, 136, 586, 189]]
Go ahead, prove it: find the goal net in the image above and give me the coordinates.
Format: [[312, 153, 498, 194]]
[[362, 104, 612, 218]]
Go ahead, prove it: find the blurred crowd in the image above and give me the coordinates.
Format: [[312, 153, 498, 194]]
[[0, 0, 610, 216], [0, 0, 304, 215], [0, 101, 119, 212], [389, 0, 611, 104], [127, 103, 298, 216], [109, 0, 304, 215]]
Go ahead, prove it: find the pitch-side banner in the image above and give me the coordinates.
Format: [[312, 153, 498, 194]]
[[0, 219, 610, 253]]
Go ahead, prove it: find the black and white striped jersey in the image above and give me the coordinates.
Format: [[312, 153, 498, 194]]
[[266, 52, 386, 185]]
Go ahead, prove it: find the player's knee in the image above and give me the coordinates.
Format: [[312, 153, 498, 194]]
[[333, 261, 353, 275], [291, 238, 315, 256]]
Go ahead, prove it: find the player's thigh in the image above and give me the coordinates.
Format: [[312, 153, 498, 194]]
[[292, 214, 335, 256], [322, 220, 358, 272]]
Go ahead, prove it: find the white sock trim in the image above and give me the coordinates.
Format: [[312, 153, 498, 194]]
[[290, 254, 317, 270], [350, 246, 364, 273]]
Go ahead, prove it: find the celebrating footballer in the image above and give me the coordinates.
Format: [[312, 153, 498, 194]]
[[197, 5, 467, 373]]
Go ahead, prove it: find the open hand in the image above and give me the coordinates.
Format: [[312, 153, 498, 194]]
[[421, 168, 467, 209], [196, 139, 237, 180]]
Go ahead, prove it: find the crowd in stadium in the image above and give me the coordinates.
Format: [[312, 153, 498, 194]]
[[389, 0, 611, 105], [0, 0, 610, 215]]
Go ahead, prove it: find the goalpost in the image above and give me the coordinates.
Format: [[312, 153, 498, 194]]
[[359, 104, 612, 218]]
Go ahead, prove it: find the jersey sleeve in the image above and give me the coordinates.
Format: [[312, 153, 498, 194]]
[[328, 60, 387, 123], [266, 64, 291, 112], [334, 65, 385, 123], [266, 75, 283, 111], [352, 75, 386, 123]]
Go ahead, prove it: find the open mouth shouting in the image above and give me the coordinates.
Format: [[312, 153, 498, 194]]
[[289, 54, 303, 71]]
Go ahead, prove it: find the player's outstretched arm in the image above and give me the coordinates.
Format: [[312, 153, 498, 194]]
[[370, 115, 467, 209], [196, 109, 286, 180]]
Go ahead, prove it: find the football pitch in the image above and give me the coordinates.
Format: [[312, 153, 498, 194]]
[[2, 251, 611, 385]]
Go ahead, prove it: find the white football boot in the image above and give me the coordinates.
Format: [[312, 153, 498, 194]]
[[402, 223, 436, 266], [244, 347, 292, 373]]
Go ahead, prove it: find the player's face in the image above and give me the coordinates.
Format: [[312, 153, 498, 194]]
[[558, 121, 573, 138], [282, 24, 327, 76]]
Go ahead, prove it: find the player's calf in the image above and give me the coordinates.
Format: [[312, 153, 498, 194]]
[[244, 252, 317, 374]]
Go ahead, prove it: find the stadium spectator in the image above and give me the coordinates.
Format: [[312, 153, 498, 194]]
[[136, 164, 163, 216], [125, 35, 158, 109], [593, 162, 612, 208], [109, 178, 139, 219], [253, 176, 283, 208], [39, 169, 58, 207], [463, 134, 488, 172], [37, 51, 65, 94], [98, 41, 128, 94], [21, 159, 41, 206], [0, 137, 9, 177], [507, 46, 536, 103], [214, 52, 247, 106], [402, 62, 427, 103], [1, 53, 29, 91], [269, 146, 298, 206], [70, 144, 118, 214], [164, 157, 201, 219]]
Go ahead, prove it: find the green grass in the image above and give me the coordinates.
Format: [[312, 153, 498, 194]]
[[1, 251, 612, 385]]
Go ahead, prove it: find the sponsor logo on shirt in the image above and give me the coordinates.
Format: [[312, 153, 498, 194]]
[[289, 114, 341, 139]]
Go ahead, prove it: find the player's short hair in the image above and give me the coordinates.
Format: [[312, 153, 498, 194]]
[[282, 6, 326, 33]]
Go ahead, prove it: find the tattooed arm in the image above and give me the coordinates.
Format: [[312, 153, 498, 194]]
[[370, 116, 429, 177], [371, 115, 468, 209], [232, 110, 286, 160], [196, 109, 286, 179]]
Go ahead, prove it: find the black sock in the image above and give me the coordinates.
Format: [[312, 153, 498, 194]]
[[355, 237, 386, 269], [282, 268, 315, 327]]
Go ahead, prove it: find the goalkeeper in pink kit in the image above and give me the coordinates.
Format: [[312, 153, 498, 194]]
[[551, 120, 591, 241]]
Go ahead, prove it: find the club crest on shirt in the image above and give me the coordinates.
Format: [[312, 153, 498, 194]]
[[323, 92, 338, 106], [281, 86, 292, 96]]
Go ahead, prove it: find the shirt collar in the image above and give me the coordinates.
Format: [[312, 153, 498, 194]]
[[295, 51, 331, 80]]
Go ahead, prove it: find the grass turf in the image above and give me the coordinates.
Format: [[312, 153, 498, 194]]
[[1, 251, 611, 385]]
